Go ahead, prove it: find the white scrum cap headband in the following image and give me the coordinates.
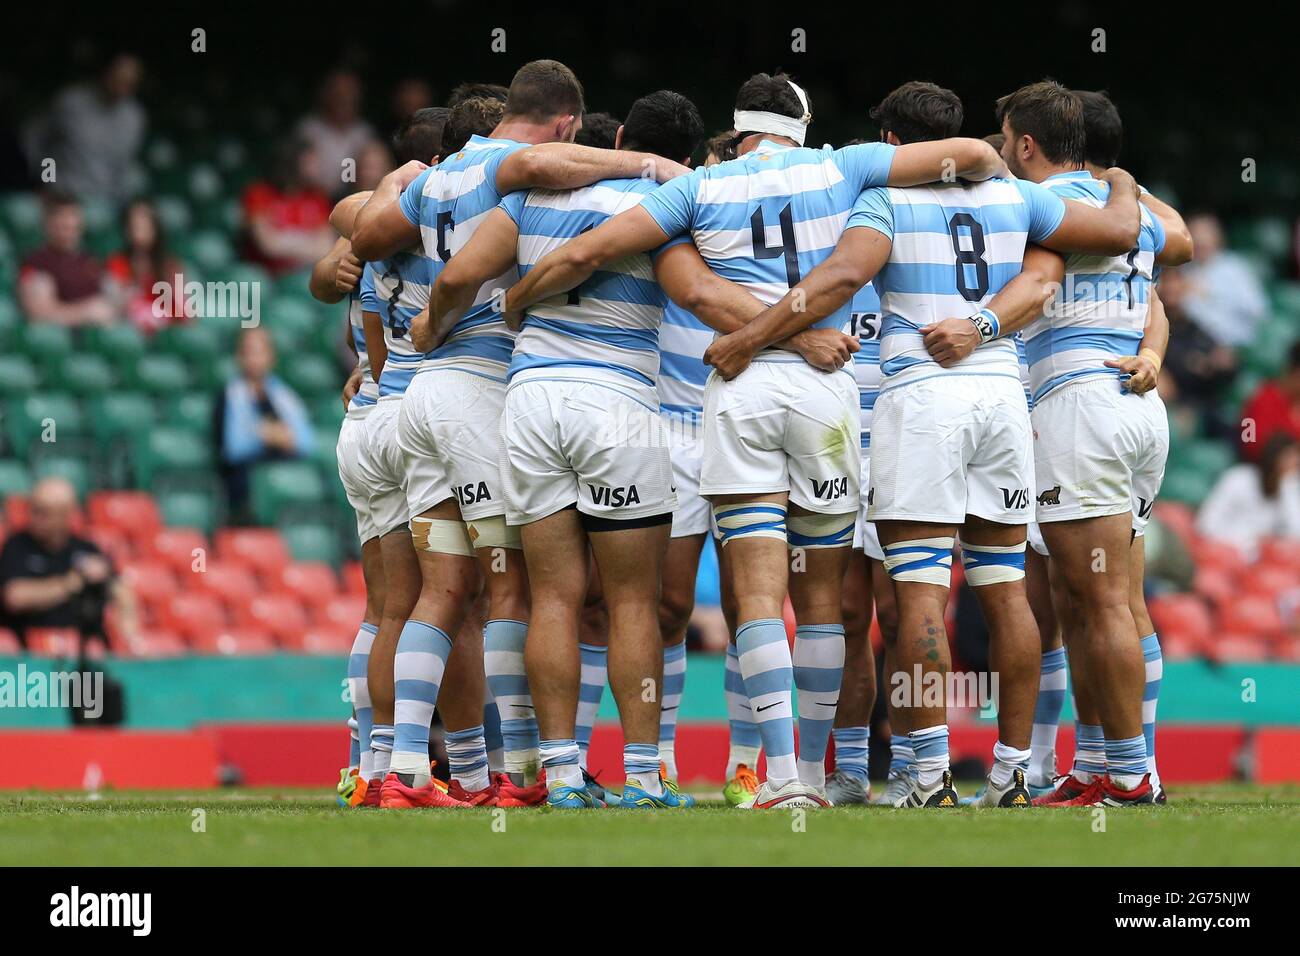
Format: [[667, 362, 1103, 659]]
[[733, 79, 811, 145]]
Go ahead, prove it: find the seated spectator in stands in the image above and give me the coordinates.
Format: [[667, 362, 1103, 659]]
[[241, 138, 334, 275], [31, 53, 145, 207], [1182, 212, 1268, 348], [1160, 268, 1240, 442], [18, 193, 116, 326], [216, 328, 314, 519], [1197, 434, 1300, 559], [386, 77, 434, 140], [575, 111, 622, 149], [106, 199, 189, 334], [296, 69, 375, 199], [1240, 340, 1300, 461], [354, 139, 395, 192], [0, 477, 139, 650]]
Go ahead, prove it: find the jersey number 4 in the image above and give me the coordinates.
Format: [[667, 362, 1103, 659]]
[[751, 205, 801, 287], [948, 213, 989, 301]]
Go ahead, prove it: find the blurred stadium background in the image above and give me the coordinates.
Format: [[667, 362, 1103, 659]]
[[0, 5, 1296, 791]]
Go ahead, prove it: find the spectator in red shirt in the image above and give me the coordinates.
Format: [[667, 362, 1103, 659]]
[[105, 199, 189, 334], [241, 138, 334, 275], [1241, 340, 1300, 461], [17, 194, 116, 326]]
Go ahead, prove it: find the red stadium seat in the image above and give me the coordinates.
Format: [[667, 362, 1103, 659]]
[[1217, 594, 1284, 640], [26, 628, 82, 657], [342, 561, 366, 596], [192, 561, 262, 609], [315, 594, 365, 631], [1241, 565, 1300, 604], [1148, 594, 1213, 650], [0, 628, 20, 654], [1258, 537, 1300, 571], [148, 527, 210, 575], [276, 562, 339, 604], [1159, 630, 1204, 661], [215, 528, 290, 577], [160, 593, 227, 644], [85, 525, 135, 566], [235, 594, 309, 645], [1272, 636, 1300, 662], [1152, 501, 1196, 546], [121, 559, 180, 611], [192, 627, 278, 656], [1193, 566, 1235, 607], [286, 627, 355, 654], [117, 629, 188, 658], [1189, 537, 1248, 579], [87, 491, 162, 543], [1208, 632, 1270, 662]]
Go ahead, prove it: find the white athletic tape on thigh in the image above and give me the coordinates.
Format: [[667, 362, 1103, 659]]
[[466, 514, 523, 551], [713, 501, 787, 546], [787, 511, 855, 549], [960, 541, 1026, 585], [882, 536, 955, 585], [411, 517, 474, 557]]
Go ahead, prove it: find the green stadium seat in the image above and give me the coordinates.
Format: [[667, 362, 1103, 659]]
[[186, 231, 236, 276], [153, 194, 193, 234], [0, 297, 19, 347], [279, 521, 342, 565], [0, 354, 41, 397], [86, 324, 148, 367], [156, 323, 224, 367], [92, 392, 157, 439], [250, 461, 326, 525], [1159, 467, 1217, 507], [131, 426, 213, 485], [280, 353, 341, 395], [0, 459, 32, 498], [157, 489, 219, 535], [4, 393, 86, 456], [188, 164, 223, 203], [125, 354, 195, 395], [166, 392, 215, 436], [31, 455, 92, 498], [1167, 438, 1235, 479], [14, 323, 73, 372], [1, 194, 43, 247], [54, 353, 116, 396]]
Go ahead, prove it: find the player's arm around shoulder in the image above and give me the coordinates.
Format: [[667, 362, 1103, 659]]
[[1141, 190, 1194, 266], [1036, 168, 1140, 256], [885, 137, 1005, 186], [351, 161, 428, 261], [495, 143, 689, 195]]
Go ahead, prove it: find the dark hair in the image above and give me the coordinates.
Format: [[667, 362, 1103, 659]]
[[441, 97, 506, 154], [704, 129, 737, 164], [995, 80, 1086, 166], [504, 60, 585, 122], [619, 91, 703, 162], [446, 82, 509, 108], [121, 198, 169, 278], [42, 191, 81, 214], [869, 81, 963, 144], [1288, 338, 1300, 372], [983, 132, 1006, 151], [1260, 433, 1297, 498], [574, 112, 622, 150], [734, 72, 809, 139], [392, 107, 450, 164], [1073, 89, 1123, 168]]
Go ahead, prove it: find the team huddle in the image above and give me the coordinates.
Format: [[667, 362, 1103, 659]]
[[312, 59, 1192, 811]]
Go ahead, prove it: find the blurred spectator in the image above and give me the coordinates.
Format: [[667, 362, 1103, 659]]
[[446, 82, 509, 107], [296, 70, 375, 198], [354, 140, 395, 192], [1182, 213, 1268, 347], [18, 194, 115, 326], [215, 328, 314, 517], [575, 112, 622, 149], [1239, 340, 1300, 461], [0, 477, 138, 650], [1197, 434, 1300, 559], [388, 78, 434, 138], [29, 53, 145, 206], [105, 199, 189, 334], [241, 138, 334, 275], [1159, 268, 1240, 442]]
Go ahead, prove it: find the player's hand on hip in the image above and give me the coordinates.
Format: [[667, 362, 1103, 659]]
[[704, 331, 758, 380], [1105, 354, 1159, 394], [920, 318, 981, 367], [790, 328, 859, 372]]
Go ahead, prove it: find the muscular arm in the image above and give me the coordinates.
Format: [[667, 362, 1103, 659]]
[[1038, 168, 1140, 257], [414, 207, 520, 352], [495, 144, 689, 195], [4, 573, 81, 614], [652, 242, 764, 334], [504, 206, 671, 314], [1140, 191, 1194, 266], [350, 161, 428, 261], [309, 236, 353, 304], [887, 138, 1005, 186], [1104, 286, 1169, 393], [329, 191, 372, 240]]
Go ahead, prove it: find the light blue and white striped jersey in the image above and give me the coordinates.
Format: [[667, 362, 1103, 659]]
[[359, 252, 435, 398], [500, 178, 678, 404], [346, 291, 378, 411], [1015, 333, 1034, 410], [847, 177, 1066, 390], [659, 301, 712, 425], [398, 134, 529, 381], [639, 139, 897, 362], [843, 282, 882, 450], [1022, 171, 1166, 404]]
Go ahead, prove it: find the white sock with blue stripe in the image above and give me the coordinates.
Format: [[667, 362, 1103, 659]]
[[736, 618, 797, 788], [445, 724, 490, 793], [1105, 734, 1149, 790], [793, 623, 845, 789], [349, 623, 376, 780], [347, 716, 360, 769], [831, 726, 870, 782], [540, 738, 583, 789], [370, 724, 394, 780], [1141, 632, 1163, 789], [909, 724, 949, 788], [576, 643, 606, 772], [391, 620, 453, 783], [660, 641, 687, 779], [484, 619, 539, 784], [483, 693, 505, 774], [624, 742, 663, 796], [724, 642, 762, 779], [1073, 723, 1106, 783], [889, 735, 915, 780], [1030, 646, 1068, 787]]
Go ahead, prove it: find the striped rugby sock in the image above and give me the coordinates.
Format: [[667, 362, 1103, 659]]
[[736, 619, 797, 788], [390, 620, 453, 782], [659, 642, 687, 779], [575, 643, 607, 772], [1029, 646, 1068, 786], [793, 623, 845, 789], [724, 642, 762, 779]]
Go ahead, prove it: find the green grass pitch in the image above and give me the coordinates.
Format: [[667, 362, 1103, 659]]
[[2, 783, 1296, 866]]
